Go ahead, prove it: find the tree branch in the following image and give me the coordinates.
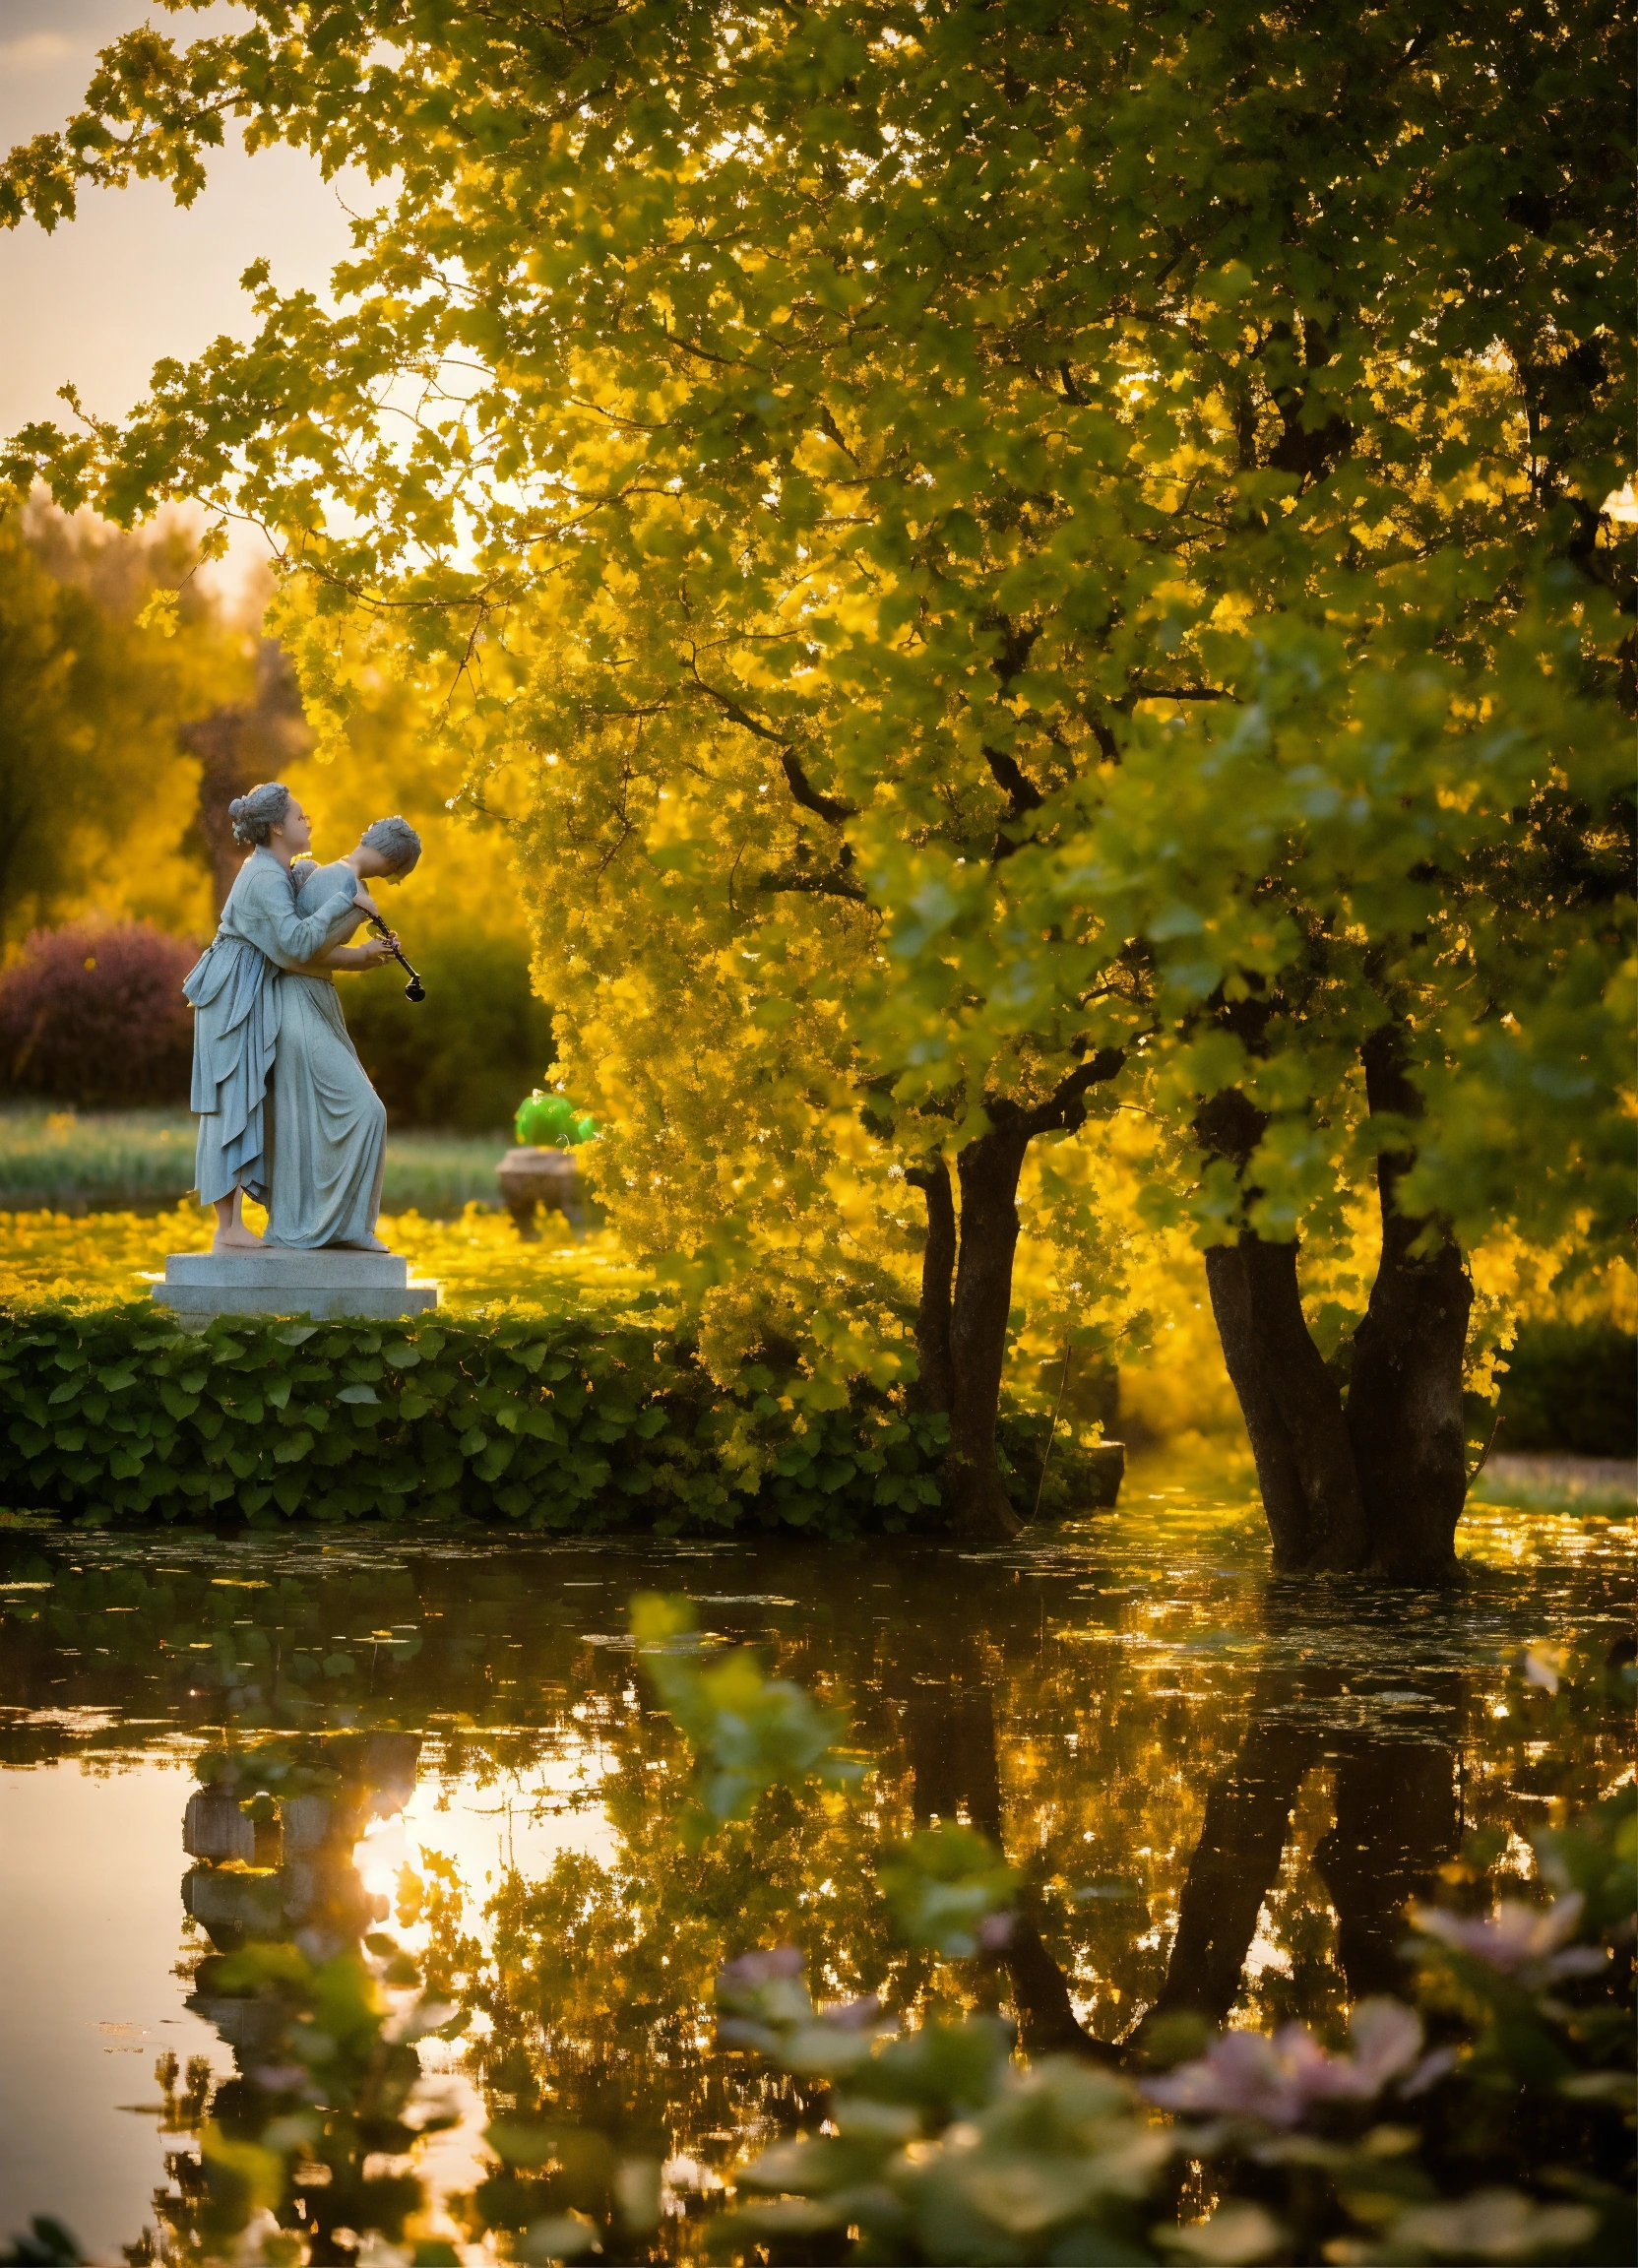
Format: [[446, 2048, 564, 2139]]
[[983, 742, 1045, 815], [684, 655, 858, 824], [990, 1046, 1129, 1140], [754, 865, 868, 903], [779, 747, 858, 826], [816, 402, 858, 464]]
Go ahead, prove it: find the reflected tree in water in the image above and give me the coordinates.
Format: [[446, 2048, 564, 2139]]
[[1145, 1661, 1464, 2038], [2, 1510, 1628, 2261]]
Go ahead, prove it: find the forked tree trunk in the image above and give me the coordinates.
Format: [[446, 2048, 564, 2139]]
[[1346, 1028, 1474, 1581], [1198, 1020, 1474, 1584]]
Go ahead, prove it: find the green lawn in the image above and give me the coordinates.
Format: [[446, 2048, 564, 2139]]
[[0, 1104, 509, 1217]]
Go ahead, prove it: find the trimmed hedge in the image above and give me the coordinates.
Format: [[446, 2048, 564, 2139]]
[[0, 1300, 951, 1535], [1496, 1321, 1637, 1459], [0, 920, 197, 1106]]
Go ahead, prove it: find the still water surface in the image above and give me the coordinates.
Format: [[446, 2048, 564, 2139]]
[[1, 1463, 1630, 2259]]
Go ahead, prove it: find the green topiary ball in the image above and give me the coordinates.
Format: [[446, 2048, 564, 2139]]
[[515, 1090, 599, 1148]]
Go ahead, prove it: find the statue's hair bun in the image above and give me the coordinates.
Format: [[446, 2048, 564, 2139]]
[[228, 782, 292, 848]]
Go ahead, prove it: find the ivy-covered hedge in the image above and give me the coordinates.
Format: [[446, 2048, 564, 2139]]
[[0, 1300, 952, 1535]]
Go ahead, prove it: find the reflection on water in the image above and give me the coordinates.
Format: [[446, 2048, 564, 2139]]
[[0, 1468, 1631, 2258]]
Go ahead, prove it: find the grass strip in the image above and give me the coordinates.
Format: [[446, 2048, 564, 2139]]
[[0, 1106, 513, 1217]]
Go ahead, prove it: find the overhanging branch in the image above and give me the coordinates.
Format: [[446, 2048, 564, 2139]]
[[684, 655, 858, 825], [779, 747, 857, 826], [983, 741, 1045, 815]]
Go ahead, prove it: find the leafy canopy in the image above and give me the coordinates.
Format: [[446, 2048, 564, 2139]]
[[4, 0, 1630, 1337]]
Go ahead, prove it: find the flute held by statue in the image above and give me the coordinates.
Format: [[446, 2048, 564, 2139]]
[[364, 911, 425, 1001]]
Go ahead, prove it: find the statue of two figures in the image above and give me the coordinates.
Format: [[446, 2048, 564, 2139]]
[[185, 783, 420, 1256]]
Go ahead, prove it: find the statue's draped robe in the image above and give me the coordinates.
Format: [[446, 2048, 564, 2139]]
[[184, 850, 356, 1210], [265, 857, 389, 1250]]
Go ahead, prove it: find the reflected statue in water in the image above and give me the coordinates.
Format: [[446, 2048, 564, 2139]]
[[134, 1732, 423, 2266]]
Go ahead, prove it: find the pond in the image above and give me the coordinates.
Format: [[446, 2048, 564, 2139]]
[[1, 1464, 1630, 2264]]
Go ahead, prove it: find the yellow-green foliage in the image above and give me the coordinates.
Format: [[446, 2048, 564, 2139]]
[[1, 510, 545, 1131], [0, 1201, 646, 1319], [7, 3, 1629, 1466]]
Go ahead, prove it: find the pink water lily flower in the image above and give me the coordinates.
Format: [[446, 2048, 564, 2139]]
[[719, 1946, 805, 1989], [1411, 1892, 1606, 1983], [1145, 1999, 1423, 2129]]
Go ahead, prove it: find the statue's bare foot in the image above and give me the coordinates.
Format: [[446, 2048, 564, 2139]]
[[331, 1235, 390, 1253], [212, 1223, 264, 1252]]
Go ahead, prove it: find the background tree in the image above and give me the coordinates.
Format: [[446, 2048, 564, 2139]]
[[178, 635, 314, 915], [0, 501, 244, 949], [5, 0, 1628, 1553]]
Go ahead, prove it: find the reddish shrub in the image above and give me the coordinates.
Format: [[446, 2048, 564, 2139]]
[[0, 920, 198, 1107]]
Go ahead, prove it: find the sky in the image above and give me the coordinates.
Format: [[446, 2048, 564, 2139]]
[[0, 0, 378, 593]]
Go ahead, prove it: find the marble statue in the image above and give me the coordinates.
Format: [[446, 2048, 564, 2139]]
[[183, 784, 420, 1255]]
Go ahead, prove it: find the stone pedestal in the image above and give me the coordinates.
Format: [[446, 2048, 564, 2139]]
[[496, 1144, 582, 1237], [149, 1247, 440, 1325]]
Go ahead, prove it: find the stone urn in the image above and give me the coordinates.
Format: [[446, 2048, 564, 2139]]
[[496, 1144, 583, 1237], [183, 1786, 255, 1863]]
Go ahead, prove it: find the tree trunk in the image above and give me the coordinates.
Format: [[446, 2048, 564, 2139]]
[[946, 1127, 1032, 1542], [1197, 1028, 1471, 1583], [907, 1135, 1027, 1541], [906, 1159, 957, 1418], [1204, 1235, 1368, 1572], [905, 1053, 1125, 1543], [181, 639, 312, 912], [1346, 1028, 1474, 1581], [908, 1666, 1113, 2062], [1144, 1711, 1318, 2030], [1141, 1661, 1461, 2040]]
